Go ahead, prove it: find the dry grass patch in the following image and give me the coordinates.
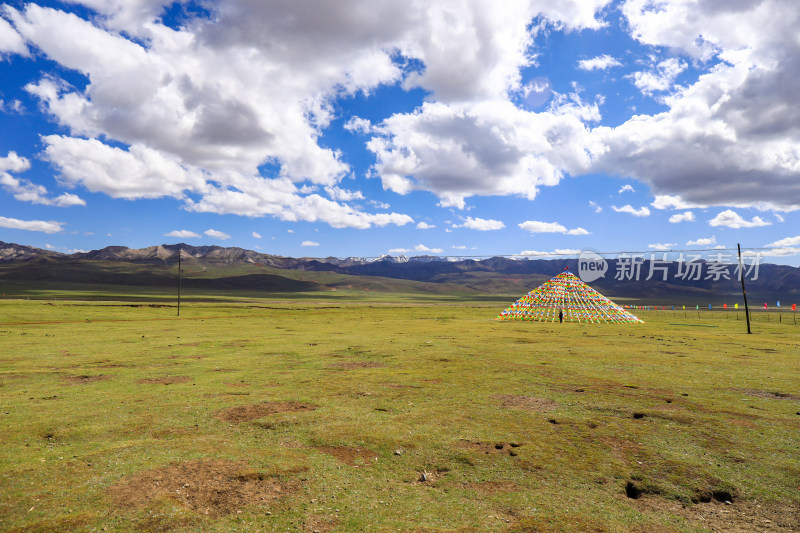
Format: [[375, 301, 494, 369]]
[[632, 495, 800, 532], [63, 374, 111, 385], [492, 394, 558, 412], [328, 361, 386, 369], [216, 401, 317, 423], [313, 446, 378, 466], [108, 459, 297, 518], [137, 376, 191, 385]]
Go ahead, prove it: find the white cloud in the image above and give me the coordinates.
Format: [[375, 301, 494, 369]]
[[0, 15, 28, 56], [618, 184, 635, 193], [414, 244, 443, 253], [611, 204, 650, 217], [0, 151, 86, 207], [648, 242, 676, 250], [628, 57, 687, 95], [686, 235, 716, 246], [165, 229, 200, 238], [287, 229, 295, 233], [2, 0, 613, 227], [301, 240, 319, 247], [594, 0, 800, 212], [204, 228, 231, 240], [708, 210, 771, 229], [325, 186, 365, 202], [651, 195, 706, 210], [416, 221, 435, 229], [452, 245, 467, 250], [775, 213, 785, 223], [368, 95, 604, 209], [577, 54, 622, 71], [388, 248, 409, 253], [766, 235, 800, 247], [669, 211, 695, 223], [518, 248, 582, 257], [518, 220, 589, 235], [589, 200, 602, 213], [343, 116, 372, 134], [252, 231, 262, 239], [455, 216, 505, 231], [0, 215, 64, 233], [0, 98, 24, 114]]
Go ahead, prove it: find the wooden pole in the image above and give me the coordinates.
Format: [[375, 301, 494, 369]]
[[737, 243, 751, 334], [177, 247, 182, 317]]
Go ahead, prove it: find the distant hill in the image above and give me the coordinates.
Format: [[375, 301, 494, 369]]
[[1, 241, 798, 303]]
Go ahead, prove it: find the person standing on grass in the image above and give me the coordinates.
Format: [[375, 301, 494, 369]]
[[559, 309, 564, 323]]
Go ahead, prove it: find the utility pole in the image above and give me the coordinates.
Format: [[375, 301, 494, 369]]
[[737, 243, 751, 334], [177, 246, 182, 317]]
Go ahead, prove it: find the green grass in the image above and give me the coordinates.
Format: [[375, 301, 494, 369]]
[[0, 296, 798, 532]]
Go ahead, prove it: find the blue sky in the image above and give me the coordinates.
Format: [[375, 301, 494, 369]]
[[1, 0, 799, 263]]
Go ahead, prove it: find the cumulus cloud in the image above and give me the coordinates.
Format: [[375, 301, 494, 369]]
[[0, 215, 64, 233], [388, 247, 409, 253], [628, 57, 687, 95], [4, 2, 421, 229], [416, 221, 435, 229], [618, 184, 635, 193], [414, 244, 443, 253], [204, 228, 231, 240], [368, 96, 604, 209], [0, 15, 28, 56], [0, 151, 86, 207], [687, 235, 716, 246], [669, 211, 695, 223], [589, 200, 602, 213], [648, 242, 676, 250], [577, 54, 622, 71], [251, 231, 262, 239], [611, 204, 650, 217], [325, 186, 365, 202], [651, 195, 706, 210], [343, 116, 373, 134], [765, 235, 800, 247], [708, 210, 771, 228], [518, 220, 589, 235], [455, 216, 505, 231], [594, 0, 800, 212], [165, 229, 200, 238], [301, 240, 319, 247]]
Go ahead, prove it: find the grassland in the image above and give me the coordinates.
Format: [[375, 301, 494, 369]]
[[0, 295, 798, 532]]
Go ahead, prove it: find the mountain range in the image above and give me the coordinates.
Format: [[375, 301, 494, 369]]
[[1, 241, 798, 304]]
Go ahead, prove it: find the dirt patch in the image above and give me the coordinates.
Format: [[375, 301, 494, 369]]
[[63, 374, 111, 385], [137, 376, 192, 385], [456, 440, 523, 456], [313, 446, 378, 466], [328, 361, 386, 369], [302, 514, 339, 532], [462, 480, 518, 492], [632, 495, 800, 532], [216, 401, 317, 423], [225, 382, 250, 388], [734, 388, 800, 401], [492, 394, 558, 412], [107, 459, 297, 518], [210, 368, 237, 372]]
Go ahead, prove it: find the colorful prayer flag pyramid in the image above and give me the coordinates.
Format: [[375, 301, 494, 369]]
[[496, 270, 643, 324]]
